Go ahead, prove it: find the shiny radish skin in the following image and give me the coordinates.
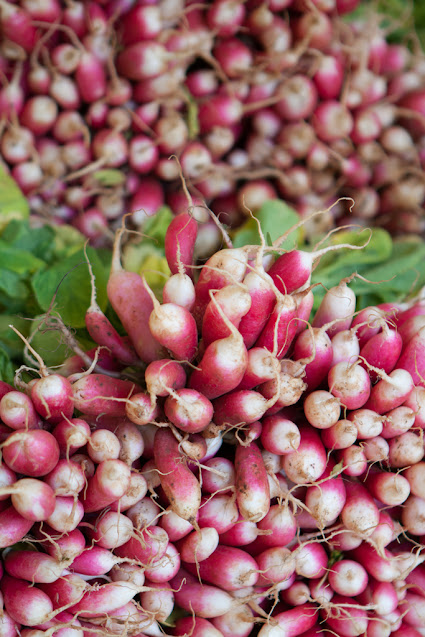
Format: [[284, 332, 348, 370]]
[[164, 388, 213, 434], [114, 526, 169, 564], [255, 293, 299, 358], [30, 374, 74, 424], [149, 300, 198, 361], [145, 359, 186, 398], [238, 268, 276, 349], [202, 285, 251, 348], [237, 347, 279, 390], [81, 459, 131, 513], [154, 427, 201, 524], [192, 248, 249, 325], [2, 430, 60, 477], [72, 374, 140, 417], [183, 545, 259, 591], [396, 326, 425, 387], [257, 603, 318, 637], [312, 280, 356, 337], [69, 581, 141, 618], [235, 442, 270, 523], [1, 575, 54, 627], [164, 212, 198, 278], [38, 573, 88, 609], [3, 550, 65, 584], [107, 236, 165, 363], [171, 569, 236, 618], [85, 309, 138, 367], [0, 507, 34, 548], [212, 390, 275, 428], [364, 369, 414, 414], [292, 327, 333, 390], [359, 326, 403, 381]]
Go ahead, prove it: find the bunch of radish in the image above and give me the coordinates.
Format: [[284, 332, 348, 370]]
[[1, 0, 425, 247], [0, 208, 425, 637]]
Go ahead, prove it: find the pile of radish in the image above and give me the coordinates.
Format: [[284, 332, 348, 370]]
[[0, 209, 425, 637], [1, 0, 425, 246]]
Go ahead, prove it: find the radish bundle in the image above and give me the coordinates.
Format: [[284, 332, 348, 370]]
[[0, 214, 425, 636], [0, 0, 424, 249]]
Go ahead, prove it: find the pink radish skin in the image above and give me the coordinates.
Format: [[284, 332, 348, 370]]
[[404, 385, 425, 428], [72, 374, 140, 417], [399, 315, 425, 344], [69, 546, 125, 576], [125, 391, 160, 426], [212, 389, 276, 428], [145, 360, 186, 399], [3, 550, 65, 584], [341, 481, 380, 537], [139, 580, 174, 623], [237, 348, 279, 390], [254, 292, 299, 358], [321, 419, 357, 450], [335, 444, 368, 477], [107, 232, 165, 363], [359, 580, 399, 616], [396, 326, 425, 387], [328, 362, 371, 409], [281, 426, 327, 485], [253, 504, 297, 551], [258, 603, 318, 637], [159, 508, 193, 542], [173, 616, 224, 636], [381, 405, 415, 438], [293, 542, 328, 580], [184, 545, 259, 591], [192, 248, 249, 324], [197, 494, 239, 534], [154, 427, 201, 524], [0, 464, 16, 499], [234, 441, 270, 523], [1, 575, 54, 627], [0, 506, 34, 548], [293, 327, 333, 390], [219, 514, 259, 546], [109, 472, 148, 511], [404, 462, 425, 498], [256, 546, 295, 585], [312, 280, 356, 337], [188, 320, 248, 400], [69, 581, 142, 618], [328, 559, 368, 596], [42, 528, 85, 562], [143, 542, 181, 583], [202, 285, 251, 348], [30, 374, 74, 424], [148, 296, 198, 361], [114, 526, 169, 564], [44, 459, 85, 496], [350, 544, 403, 582], [364, 369, 414, 414], [321, 594, 368, 637], [81, 459, 131, 513], [178, 527, 219, 563], [347, 408, 384, 439], [360, 326, 403, 380], [365, 469, 410, 505], [171, 569, 236, 618], [261, 414, 301, 455], [1, 478, 56, 521], [46, 496, 85, 533], [164, 212, 198, 278], [2, 430, 60, 477], [305, 463, 346, 528], [52, 418, 91, 458], [25, 572, 86, 610], [238, 266, 276, 349], [89, 511, 134, 549], [0, 391, 39, 430], [164, 388, 213, 433], [201, 457, 235, 494], [258, 368, 307, 415]]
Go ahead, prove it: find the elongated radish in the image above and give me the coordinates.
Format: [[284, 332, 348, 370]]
[[364, 368, 414, 414], [292, 326, 333, 390], [197, 493, 239, 534], [153, 427, 201, 524], [0, 478, 55, 521], [72, 374, 139, 417], [1, 575, 54, 627], [396, 326, 425, 387], [81, 458, 131, 513], [69, 580, 142, 618], [0, 506, 34, 548], [305, 462, 346, 528], [171, 569, 236, 618], [2, 430, 60, 477], [254, 290, 300, 358], [164, 212, 198, 278], [234, 441, 270, 522], [3, 550, 65, 584], [258, 603, 318, 637], [312, 278, 356, 337], [30, 374, 74, 424]]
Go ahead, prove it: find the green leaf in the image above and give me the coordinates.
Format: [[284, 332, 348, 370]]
[[52, 224, 86, 258], [31, 247, 109, 329], [0, 344, 15, 385], [0, 270, 28, 300], [1, 220, 55, 261], [92, 169, 126, 187], [232, 199, 301, 249], [28, 316, 94, 368], [0, 315, 30, 358], [0, 166, 29, 228], [140, 206, 174, 247], [0, 240, 45, 275]]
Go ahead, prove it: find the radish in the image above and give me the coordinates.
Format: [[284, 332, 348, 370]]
[[1, 575, 54, 627], [234, 441, 270, 523]]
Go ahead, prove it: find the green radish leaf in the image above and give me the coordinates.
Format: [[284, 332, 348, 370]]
[[1, 220, 55, 262], [232, 199, 300, 249], [92, 169, 126, 186], [0, 315, 30, 359], [0, 270, 28, 300], [31, 247, 109, 329], [0, 241, 45, 275], [28, 316, 95, 368], [0, 166, 30, 228], [139, 206, 174, 247], [0, 344, 15, 385]]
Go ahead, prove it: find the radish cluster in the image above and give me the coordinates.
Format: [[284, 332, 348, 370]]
[[0, 0, 425, 247], [1, 212, 425, 636]]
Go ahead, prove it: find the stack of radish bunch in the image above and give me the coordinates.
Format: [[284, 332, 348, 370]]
[[1, 0, 425, 246], [0, 212, 425, 637]]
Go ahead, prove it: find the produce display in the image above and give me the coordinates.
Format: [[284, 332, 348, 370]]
[[0, 213, 423, 637], [0, 0, 424, 247]]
